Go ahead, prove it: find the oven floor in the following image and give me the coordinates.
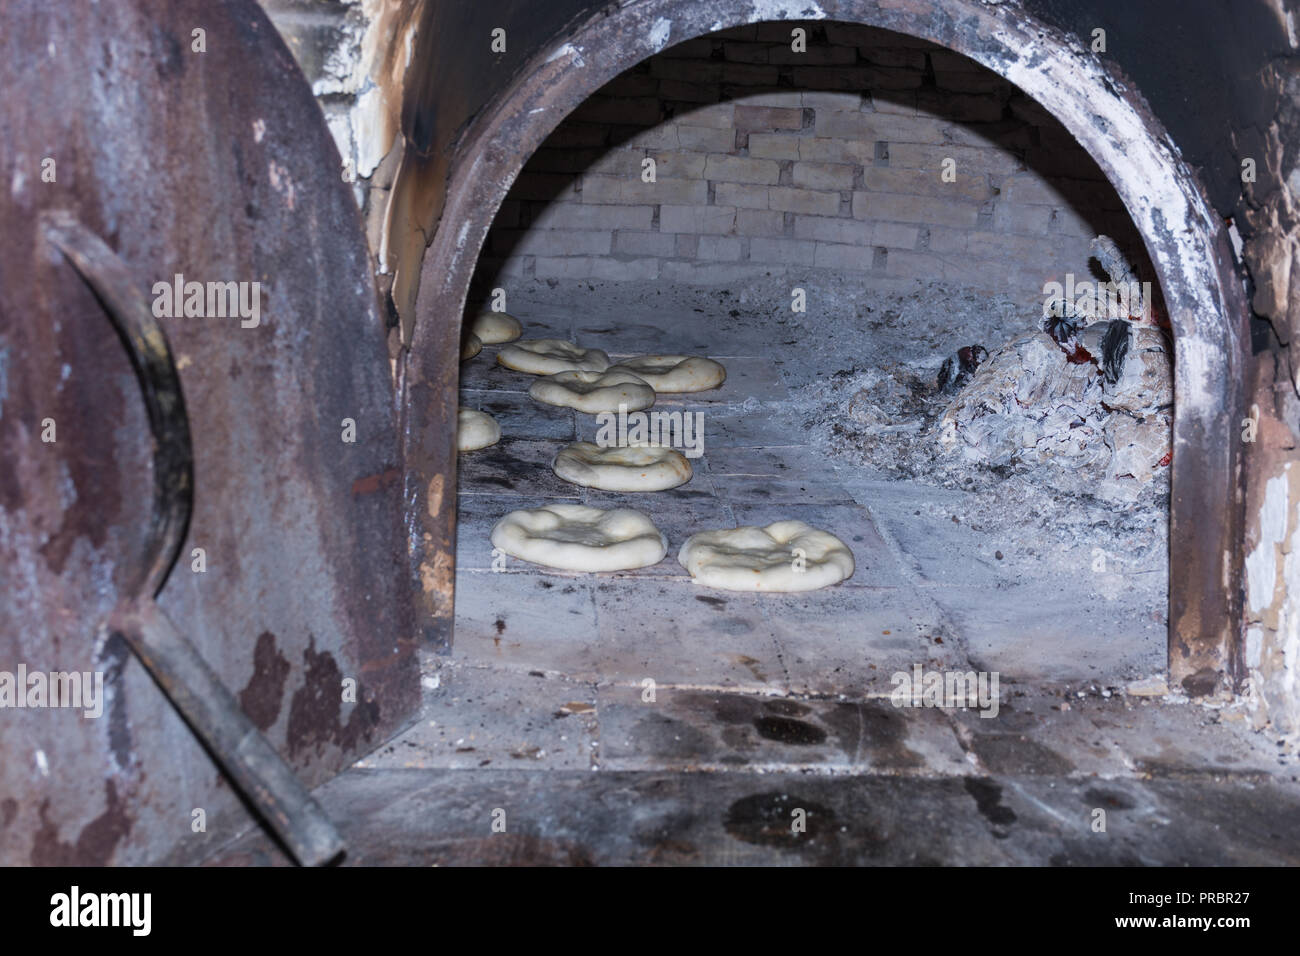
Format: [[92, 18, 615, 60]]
[[210, 282, 1299, 866], [212, 670, 1300, 864], [448, 279, 1166, 690]]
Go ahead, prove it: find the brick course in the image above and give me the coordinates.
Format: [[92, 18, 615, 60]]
[[474, 21, 1145, 295]]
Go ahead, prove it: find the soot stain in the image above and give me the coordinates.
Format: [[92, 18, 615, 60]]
[[719, 726, 754, 753], [818, 701, 922, 768], [763, 698, 810, 717], [724, 792, 839, 852], [1084, 786, 1136, 811], [964, 777, 1017, 835], [691, 686, 759, 723], [972, 733, 1074, 776], [753, 715, 827, 745]]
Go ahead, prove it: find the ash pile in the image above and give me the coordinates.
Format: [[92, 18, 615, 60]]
[[935, 236, 1172, 503], [831, 236, 1172, 506]]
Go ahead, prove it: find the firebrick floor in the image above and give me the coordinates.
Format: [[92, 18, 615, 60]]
[[206, 294, 1300, 866]]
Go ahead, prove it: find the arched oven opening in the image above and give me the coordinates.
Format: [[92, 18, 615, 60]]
[[448, 21, 1177, 696]]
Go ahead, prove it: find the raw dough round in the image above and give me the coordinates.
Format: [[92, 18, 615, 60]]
[[552, 441, 692, 492], [461, 332, 483, 361], [607, 355, 726, 392], [678, 521, 854, 592], [528, 369, 655, 414], [457, 407, 501, 452], [491, 504, 667, 572], [497, 338, 611, 375], [471, 310, 522, 345]]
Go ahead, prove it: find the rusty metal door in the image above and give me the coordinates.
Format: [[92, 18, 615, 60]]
[[0, 0, 419, 864]]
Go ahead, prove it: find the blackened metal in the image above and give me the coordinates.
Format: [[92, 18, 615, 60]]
[[110, 602, 345, 867], [41, 211, 193, 601], [45, 212, 344, 867], [0, 0, 419, 864]]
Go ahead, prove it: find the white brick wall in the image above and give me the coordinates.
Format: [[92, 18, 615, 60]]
[[474, 21, 1146, 298]]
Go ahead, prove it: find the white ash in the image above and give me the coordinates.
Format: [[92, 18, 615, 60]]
[[491, 275, 1170, 563], [768, 278, 1170, 559]]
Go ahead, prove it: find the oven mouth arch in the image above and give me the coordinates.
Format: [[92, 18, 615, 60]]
[[402, 0, 1247, 696]]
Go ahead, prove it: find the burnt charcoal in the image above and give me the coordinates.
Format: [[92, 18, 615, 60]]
[[937, 344, 988, 392], [1100, 319, 1131, 384], [1044, 315, 1092, 365], [959, 345, 988, 373], [1043, 314, 1077, 346]]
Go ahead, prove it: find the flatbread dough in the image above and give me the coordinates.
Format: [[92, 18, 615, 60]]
[[491, 504, 667, 572], [678, 521, 854, 592], [461, 332, 483, 361], [471, 310, 522, 345], [552, 442, 692, 492], [497, 338, 611, 375], [529, 369, 655, 414], [457, 407, 501, 452], [607, 355, 726, 392]]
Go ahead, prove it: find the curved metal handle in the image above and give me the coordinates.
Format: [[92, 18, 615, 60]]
[[43, 209, 191, 600], [44, 211, 345, 866]]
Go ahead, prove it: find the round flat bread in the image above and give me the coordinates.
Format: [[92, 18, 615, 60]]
[[607, 354, 726, 392], [491, 504, 667, 572], [552, 441, 692, 492], [457, 407, 501, 452], [497, 338, 611, 375], [528, 369, 655, 414], [678, 521, 854, 592], [471, 310, 522, 345], [461, 332, 483, 361]]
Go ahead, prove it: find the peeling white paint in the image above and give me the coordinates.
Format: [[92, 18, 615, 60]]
[[1228, 220, 1245, 260], [1280, 511, 1300, 709], [1247, 626, 1264, 669], [546, 43, 586, 68], [748, 0, 826, 23], [648, 18, 673, 52], [353, 85, 389, 177], [1174, 337, 1216, 419], [1284, 604, 1299, 703], [1246, 468, 1289, 615]]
